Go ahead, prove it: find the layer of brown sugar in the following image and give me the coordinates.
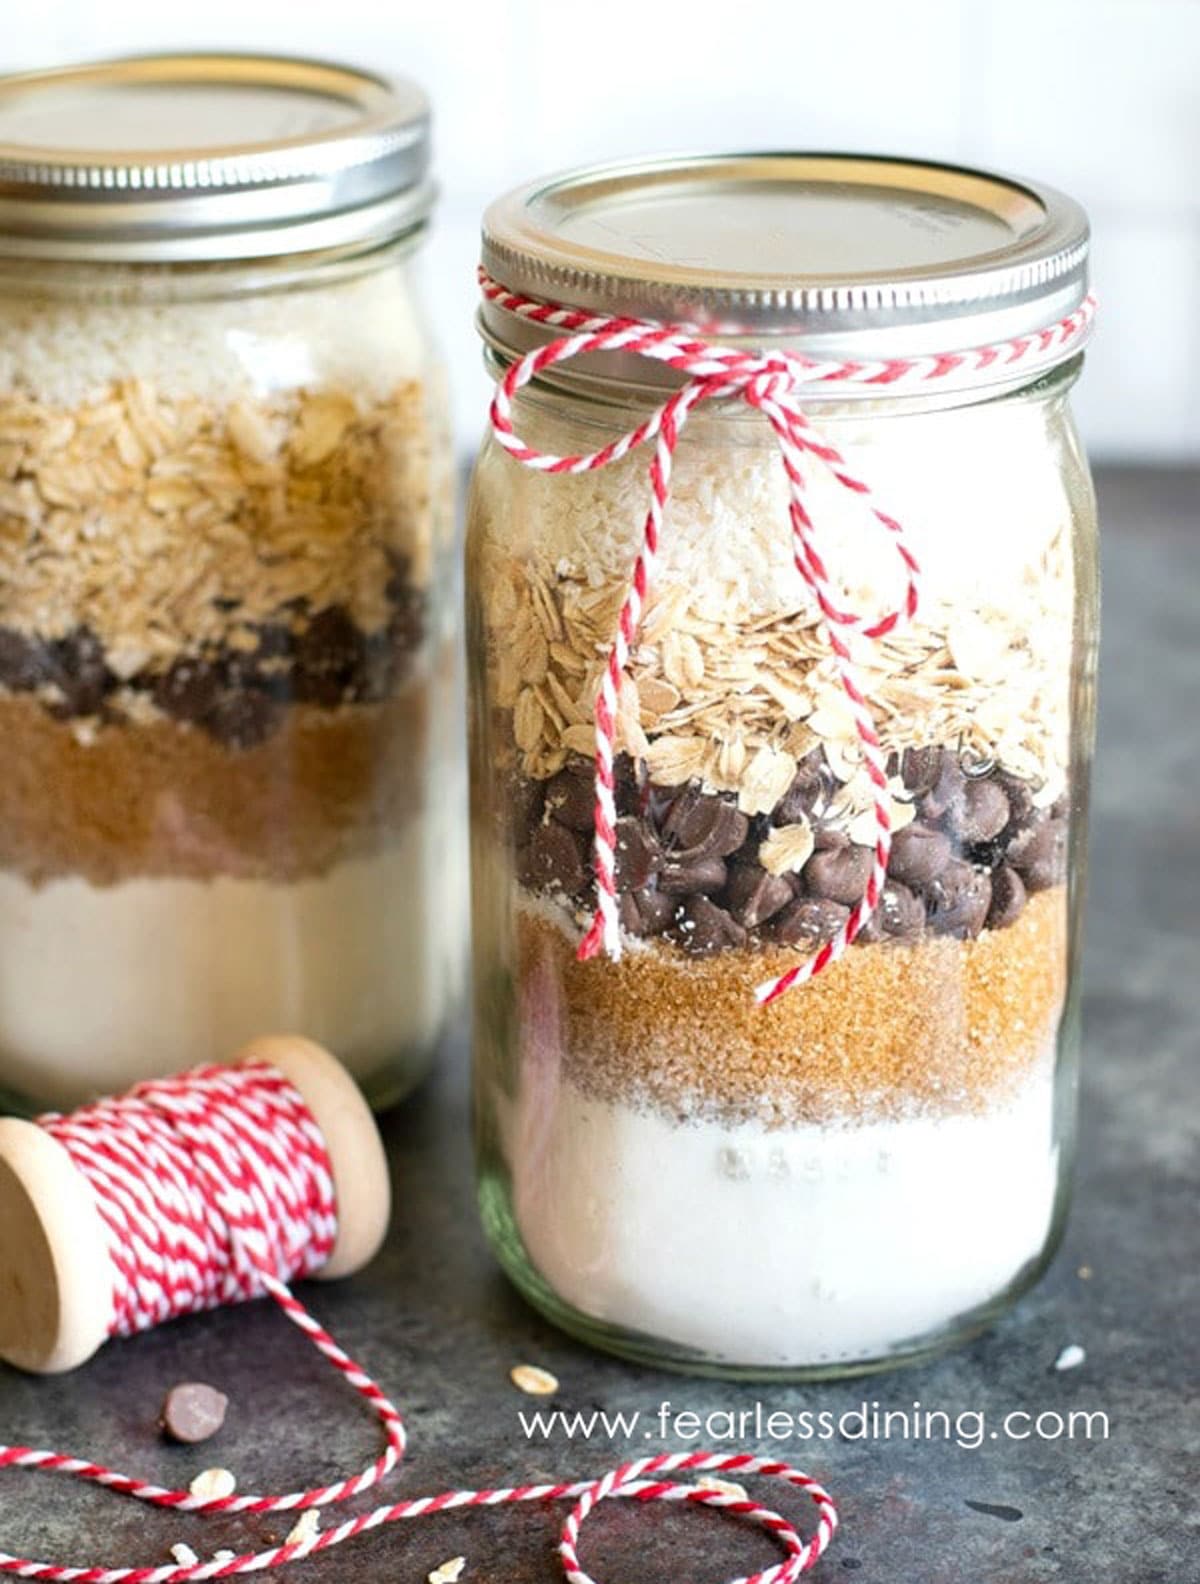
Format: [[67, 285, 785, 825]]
[[0, 682, 430, 886], [516, 887, 1067, 1125]]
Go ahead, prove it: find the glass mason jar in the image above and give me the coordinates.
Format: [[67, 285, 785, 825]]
[[0, 56, 464, 1113], [468, 155, 1098, 1377]]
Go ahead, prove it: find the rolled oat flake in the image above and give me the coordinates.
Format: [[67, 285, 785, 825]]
[[0, 55, 464, 1114], [468, 153, 1098, 1376]]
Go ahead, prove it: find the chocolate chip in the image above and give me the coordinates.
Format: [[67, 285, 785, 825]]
[[998, 772, 1036, 831], [161, 1382, 228, 1445], [359, 630, 399, 701], [888, 822, 952, 889], [956, 778, 1010, 844], [921, 751, 966, 825], [507, 772, 545, 838], [664, 896, 747, 957], [772, 751, 828, 825], [1006, 817, 1067, 891], [0, 626, 48, 690], [661, 790, 749, 858], [987, 863, 1027, 929], [806, 844, 874, 906], [204, 689, 281, 750], [900, 746, 943, 796], [294, 606, 365, 704], [769, 896, 850, 948], [543, 763, 596, 832], [724, 863, 795, 929], [619, 886, 675, 939], [858, 881, 925, 945], [813, 826, 851, 852], [50, 628, 114, 715], [658, 853, 728, 896], [249, 622, 294, 660], [153, 658, 224, 725], [615, 818, 661, 891], [925, 861, 993, 939], [519, 821, 587, 896]]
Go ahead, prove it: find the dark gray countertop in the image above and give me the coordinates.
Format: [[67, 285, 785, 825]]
[[1, 466, 1197, 1584]]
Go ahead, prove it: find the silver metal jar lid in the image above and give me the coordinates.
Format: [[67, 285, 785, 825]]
[[0, 53, 435, 262], [480, 153, 1090, 388]]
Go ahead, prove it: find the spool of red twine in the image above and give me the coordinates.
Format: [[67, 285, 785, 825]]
[[0, 1037, 838, 1584]]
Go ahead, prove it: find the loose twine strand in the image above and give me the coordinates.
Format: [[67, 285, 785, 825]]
[[0, 1063, 838, 1583], [480, 270, 1096, 1002]]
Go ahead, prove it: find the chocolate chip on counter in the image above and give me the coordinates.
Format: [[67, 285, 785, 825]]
[[987, 863, 1027, 930], [900, 745, 944, 796], [519, 821, 587, 896], [806, 843, 875, 906], [658, 853, 728, 896], [887, 822, 952, 889], [772, 751, 828, 825], [615, 817, 662, 891], [769, 896, 850, 948], [204, 688, 281, 750], [153, 658, 225, 725], [0, 626, 48, 690], [724, 863, 795, 930], [858, 881, 925, 945], [664, 896, 747, 957], [925, 861, 993, 939], [161, 1382, 228, 1445], [543, 763, 597, 833], [955, 778, 1011, 844], [660, 788, 749, 857], [1006, 817, 1067, 892], [921, 751, 966, 825], [619, 886, 675, 939]]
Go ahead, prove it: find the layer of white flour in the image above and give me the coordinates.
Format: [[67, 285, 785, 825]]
[[0, 806, 468, 1111], [504, 1059, 1060, 1366]]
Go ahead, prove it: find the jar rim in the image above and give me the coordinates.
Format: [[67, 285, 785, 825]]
[[0, 53, 435, 263], [479, 151, 1090, 391]]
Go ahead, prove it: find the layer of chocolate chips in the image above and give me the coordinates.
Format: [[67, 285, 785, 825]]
[[513, 745, 1068, 958], [0, 555, 426, 750]]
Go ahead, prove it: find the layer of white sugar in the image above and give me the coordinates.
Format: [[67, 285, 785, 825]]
[[477, 391, 1082, 620], [0, 261, 427, 407], [504, 1059, 1060, 1366], [0, 806, 468, 1112]]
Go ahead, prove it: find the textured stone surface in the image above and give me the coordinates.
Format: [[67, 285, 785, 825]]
[[0, 467, 1196, 1581]]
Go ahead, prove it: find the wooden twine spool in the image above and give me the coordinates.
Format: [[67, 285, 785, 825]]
[[0, 1036, 390, 1374]]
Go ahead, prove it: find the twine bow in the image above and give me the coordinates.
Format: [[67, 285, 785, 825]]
[[482, 268, 1096, 1002]]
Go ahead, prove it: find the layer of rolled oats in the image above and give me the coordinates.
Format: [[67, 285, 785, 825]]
[[0, 376, 438, 666], [482, 540, 1072, 841]]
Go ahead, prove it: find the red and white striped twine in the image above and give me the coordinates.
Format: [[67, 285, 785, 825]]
[[481, 269, 1096, 1003], [0, 1062, 838, 1583]]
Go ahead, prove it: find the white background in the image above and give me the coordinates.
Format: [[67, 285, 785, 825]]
[[3, 0, 1199, 463]]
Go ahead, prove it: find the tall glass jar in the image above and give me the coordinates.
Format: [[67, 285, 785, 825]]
[[468, 155, 1098, 1376], [0, 55, 464, 1113]]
